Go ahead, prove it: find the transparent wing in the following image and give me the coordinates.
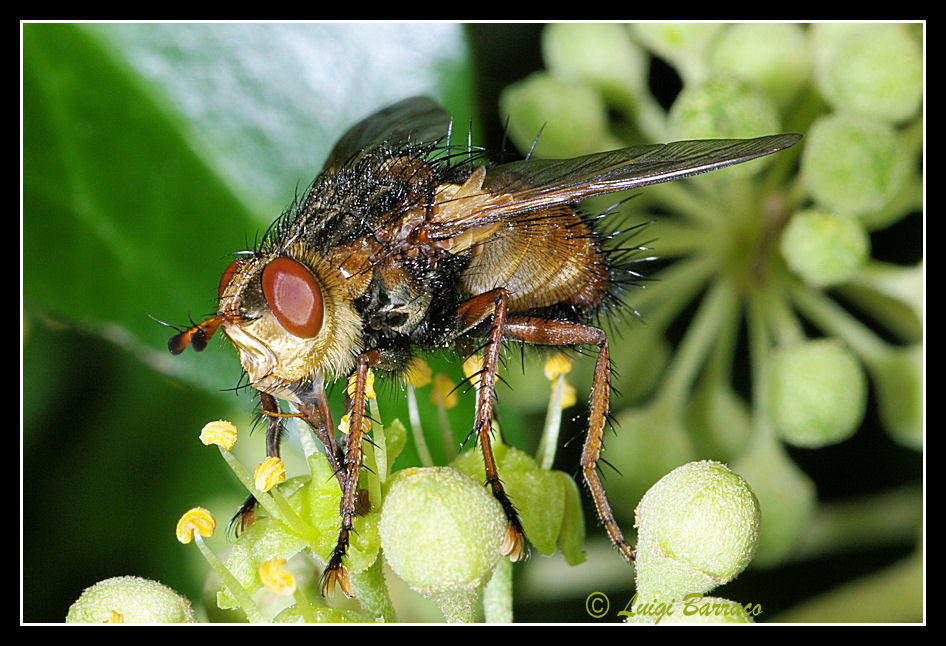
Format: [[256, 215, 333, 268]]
[[427, 134, 802, 237]]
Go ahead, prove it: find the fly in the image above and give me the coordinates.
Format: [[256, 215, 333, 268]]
[[164, 97, 801, 597]]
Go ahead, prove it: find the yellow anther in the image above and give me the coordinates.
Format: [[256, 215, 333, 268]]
[[199, 420, 238, 451], [338, 412, 372, 435], [404, 356, 433, 388], [560, 381, 577, 409], [254, 457, 287, 492], [176, 507, 216, 544], [259, 558, 296, 596], [104, 610, 124, 623], [462, 353, 483, 381], [430, 373, 459, 409], [347, 369, 377, 400], [544, 353, 573, 380]]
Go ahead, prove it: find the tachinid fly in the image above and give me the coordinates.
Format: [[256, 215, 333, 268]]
[[165, 97, 801, 597]]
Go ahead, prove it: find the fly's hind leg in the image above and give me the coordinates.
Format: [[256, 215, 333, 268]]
[[503, 317, 635, 564], [455, 288, 528, 562]]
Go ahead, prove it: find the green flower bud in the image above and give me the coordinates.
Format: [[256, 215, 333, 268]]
[[766, 339, 867, 448], [780, 208, 870, 287], [630, 23, 723, 81], [634, 461, 760, 605], [499, 72, 622, 158], [801, 114, 907, 217], [670, 75, 781, 141], [711, 23, 811, 108], [380, 467, 506, 621], [66, 576, 196, 623], [669, 76, 781, 180], [813, 23, 922, 123], [542, 23, 648, 105]]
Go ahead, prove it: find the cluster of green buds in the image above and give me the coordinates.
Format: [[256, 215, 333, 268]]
[[498, 23, 922, 621], [68, 354, 607, 622]]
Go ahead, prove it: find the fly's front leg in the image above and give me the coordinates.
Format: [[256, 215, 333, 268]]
[[456, 288, 527, 562], [234, 389, 345, 533], [320, 350, 379, 598], [230, 391, 286, 533], [503, 317, 635, 564], [294, 387, 345, 490]]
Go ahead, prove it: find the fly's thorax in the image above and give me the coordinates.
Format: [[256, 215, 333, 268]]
[[216, 243, 370, 392]]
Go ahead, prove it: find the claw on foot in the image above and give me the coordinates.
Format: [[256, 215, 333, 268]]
[[500, 525, 526, 562], [319, 562, 353, 598]]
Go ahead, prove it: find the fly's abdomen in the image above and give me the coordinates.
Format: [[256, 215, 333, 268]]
[[459, 206, 610, 318]]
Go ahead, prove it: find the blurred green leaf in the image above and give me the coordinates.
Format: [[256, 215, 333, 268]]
[[23, 22, 475, 623]]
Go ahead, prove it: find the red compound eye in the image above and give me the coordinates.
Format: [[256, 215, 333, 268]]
[[218, 258, 244, 303], [261, 257, 324, 338]]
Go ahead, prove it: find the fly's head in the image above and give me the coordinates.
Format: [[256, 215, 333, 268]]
[[170, 242, 367, 400]]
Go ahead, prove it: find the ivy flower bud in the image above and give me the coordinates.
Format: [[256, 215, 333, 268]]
[[254, 457, 287, 492], [634, 461, 760, 605], [780, 209, 870, 287], [199, 420, 238, 451], [711, 23, 811, 108], [176, 507, 215, 544], [499, 72, 621, 158], [66, 576, 196, 623], [380, 467, 506, 621], [801, 114, 906, 217], [813, 23, 922, 123], [669, 76, 780, 149], [765, 339, 867, 448]]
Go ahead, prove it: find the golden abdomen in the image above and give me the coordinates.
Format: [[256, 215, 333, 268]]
[[459, 206, 609, 315]]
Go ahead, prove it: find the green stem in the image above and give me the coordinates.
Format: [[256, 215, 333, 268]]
[[632, 254, 716, 324], [790, 486, 922, 561], [433, 588, 477, 623], [655, 279, 738, 409], [789, 283, 889, 363], [536, 374, 565, 471], [438, 403, 457, 461], [369, 397, 388, 482], [483, 558, 514, 623], [771, 549, 922, 622], [406, 386, 434, 467], [351, 557, 397, 622], [756, 284, 805, 347], [218, 447, 315, 540], [746, 286, 775, 422], [193, 534, 266, 623]]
